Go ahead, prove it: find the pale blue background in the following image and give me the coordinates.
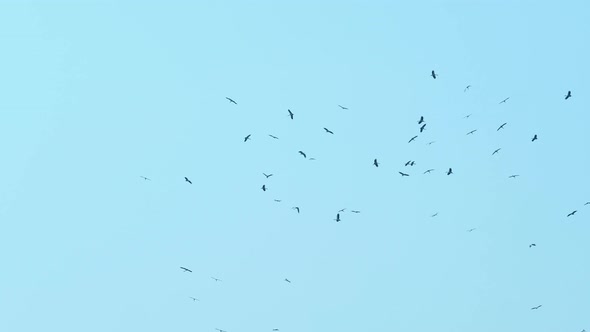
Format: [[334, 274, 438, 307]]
[[1, 1, 589, 331]]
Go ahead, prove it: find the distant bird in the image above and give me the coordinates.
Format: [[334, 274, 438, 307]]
[[464, 114, 472, 119], [244, 134, 251, 142], [273, 329, 280, 332], [268, 134, 280, 139], [298, 151, 307, 158], [424, 169, 435, 174], [408, 135, 418, 143], [427, 141, 436, 145], [288, 109, 294, 119], [215, 328, 227, 332], [184, 177, 192, 184], [373, 159, 379, 167], [189, 297, 199, 301], [508, 174, 520, 178], [464, 85, 471, 92], [431, 213, 438, 217], [398, 171, 410, 177], [410, 161, 415, 166], [447, 168, 453, 175], [338, 208, 346, 213], [140, 176, 151, 181], [467, 228, 476, 232], [261, 185, 267, 191], [499, 97, 510, 104], [334, 213, 341, 222], [211, 277, 222, 282], [226, 97, 237, 104], [585, 202, 590, 206], [351, 210, 361, 213], [309, 157, 316, 161], [419, 123, 426, 133], [284, 278, 291, 283], [338, 105, 348, 110], [565, 90, 572, 100], [431, 70, 437, 79], [531, 134, 538, 142], [405, 160, 412, 166], [274, 199, 282, 202], [466, 129, 477, 135], [180, 267, 192, 273], [567, 210, 577, 217], [263, 173, 273, 178], [497, 122, 507, 131], [530, 305, 542, 310], [323, 127, 334, 134], [492, 148, 502, 155], [418, 116, 424, 124], [293, 207, 300, 213], [529, 243, 536, 248]]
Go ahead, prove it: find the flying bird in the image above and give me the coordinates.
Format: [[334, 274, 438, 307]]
[[373, 159, 379, 167], [180, 267, 192, 273], [351, 210, 361, 213], [447, 168, 453, 175], [427, 141, 436, 145], [419, 123, 426, 133], [263, 173, 273, 178], [418, 116, 424, 124], [140, 176, 151, 181], [565, 90, 572, 100], [189, 297, 199, 301], [292, 207, 300, 213], [584, 202, 590, 206], [268, 134, 280, 139], [464, 85, 471, 92], [492, 148, 502, 155], [184, 177, 192, 184], [338, 208, 346, 213], [298, 151, 307, 158], [398, 171, 410, 177], [567, 210, 577, 217], [499, 97, 510, 104], [215, 328, 227, 332], [274, 199, 282, 202], [431, 213, 438, 217], [261, 185, 267, 191], [508, 174, 520, 178], [424, 169, 435, 174], [323, 127, 334, 134], [497, 122, 507, 131], [529, 243, 536, 248], [405, 160, 412, 166], [284, 278, 291, 283], [408, 135, 418, 143], [288, 109, 294, 119], [334, 213, 341, 222], [466, 130, 477, 135], [211, 277, 222, 282], [531, 305, 542, 310], [273, 329, 280, 331], [225, 97, 237, 104], [531, 134, 538, 142], [244, 134, 251, 142], [464, 114, 472, 119], [431, 70, 437, 79], [467, 228, 476, 232], [338, 105, 348, 110], [309, 157, 316, 161]]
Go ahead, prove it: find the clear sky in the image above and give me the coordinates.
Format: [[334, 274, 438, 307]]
[[1, 1, 589, 331]]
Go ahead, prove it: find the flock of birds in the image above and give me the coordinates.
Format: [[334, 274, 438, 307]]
[[137, 70, 586, 331]]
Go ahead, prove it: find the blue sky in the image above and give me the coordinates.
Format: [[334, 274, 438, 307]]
[[1, 1, 589, 331]]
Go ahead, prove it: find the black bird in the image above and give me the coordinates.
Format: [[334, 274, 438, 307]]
[[399, 171, 410, 177], [373, 159, 379, 167], [466, 129, 477, 135], [184, 177, 192, 184], [180, 267, 192, 273], [274, 199, 282, 202], [268, 134, 280, 139], [293, 207, 300, 213], [189, 297, 199, 301], [226, 97, 237, 104], [584, 202, 590, 206], [424, 169, 435, 174], [261, 185, 267, 191], [410, 161, 415, 166], [431, 212, 438, 217], [263, 173, 273, 178], [567, 210, 577, 217], [431, 70, 437, 79], [309, 157, 316, 161], [338, 105, 348, 110], [288, 109, 294, 119], [497, 122, 507, 131], [532, 134, 538, 142], [244, 134, 251, 142], [447, 168, 453, 175], [298, 151, 307, 158], [565, 90, 572, 100], [492, 148, 501, 155], [499, 97, 510, 104], [467, 228, 476, 232], [531, 305, 542, 310], [335, 213, 341, 222], [405, 160, 412, 166], [418, 116, 424, 124], [420, 123, 426, 133], [529, 243, 536, 248], [284, 278, 291, 283], [408, 135, 418, 143], [508, 174, 520, 178], [273, 329, 280, 331], [464, 114, 472, 119], [338, 208, 346, 213], [351, 210, 361, 213], [323, 127, 334, 134], [140, 176, 151, 181], [215, 328, 227, 332], [211, 277, 222, 282], [464, 85, 471, 92]]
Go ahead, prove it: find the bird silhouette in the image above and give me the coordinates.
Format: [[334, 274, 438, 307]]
[[261, 185, 267, 191], [335, 213, 341, 222], [373, 159, 379, 167], [288, 109, 294, 119], [189, 297, 199, 301], [405, 160, 412, 166], [424, 169, 435, 174], [244, 134, 251, 142], [431, 213, 438, 217], [268, 134, 280, 139], [431, 70, 437, 79], [323, 127, 334, 134], [427, 141, 436, 145], [467, 228, 476, 232], [508, 175, 520, 178], [497, 122, 507, 131], [466, 129, 477, 135], [567, 210, 577, 217], [464, 114, 472, 119], [338, 208, 346, 213], [184, 177, 192, 184], [338, 105, 348, 110], [418, 116, 424, 124], [140, 176, 151, 181], [464, 85, 471, 92], [531, 305, 542, 310], [419, 123, 426, 133], [499, 97, 510, 104], [492, 148, 502, 155], [263, 173, 273, 178], [298, 151, 307, 158], [529, 243, 536, 248], [399, 171, 410, 177], [211, 277, 222, 282], [532, 134, 538, 142], [447, 168, 453, 175], [565, 90, 572, 100], [351, 210, 361, 213], [309, 157, 316, 161], [274, 199, 282, 202], [284, 278, 291, 283], [408, 135, 418, 143], [180, 267, 192, 272], [293, 207, 300, 213], [226, 97, 237, 104], [584, 202, 590, 206], [215, 328, 227, 332]]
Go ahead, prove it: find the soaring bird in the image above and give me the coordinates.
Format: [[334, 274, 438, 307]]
[[309, 157, 316, 161], [424, 169, 435, 174], [410, 161, 416, 166], [211, 277, 222, 282], [140, 176, 151, 181], [189, 297, 199, 301], [492, 148, 502, 155], [226, 97, 237, 104], [373, 159, 379, 167], [529, 243, 536, 248], [323, 127, 334, 134], [268, 134, 280, 139], [585, 202, 590, 206], [565, 90, 572, 100], [531, 134, 538, 142], [298, 151, 307, 158], [338, 208, 346, 213], [531, 305, 542, 310], [408, 135, 418, 143], [180, 267, 192, 273], [508, 174, 520, 178], [464, 114, 472, 119], [405, 160, 412, 166], [497, 122, 507, 131], [215, 328, 227, 332], [263, 173, 273, 178], [288, 109, 294, 119], [273, 329, 280, 331], [418, 116, 424, 124], [466, 129, 477, 135], [184, 177, 192, 184], [419, 123, 426, 133], [567, 210, 577, 217], [499, 97, 510, 104], [284, 278, 291, 283], [292, 207, 300, 213], [274, 199, 282, 202], [261, 185, 267, 191], [351, 210, 361, 213], [398, 171, 410, 177], [447, 168, 453, 175], [467, 228, 476, 232], [431, 212, 439, 217], [335, 213, 341, 222], [464, 85, 471, 92], [338, 105, 348, 110], [431, 70, 437, 79], [244, 134, 251, 142]]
